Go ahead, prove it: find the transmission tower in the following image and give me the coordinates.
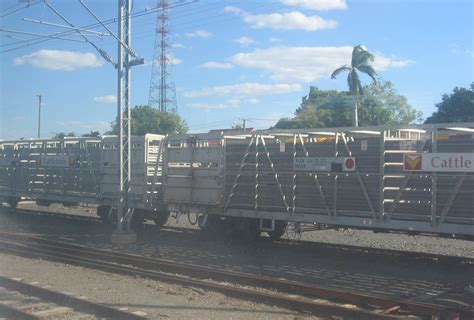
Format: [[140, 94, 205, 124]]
[[148, 0, 177, 113]]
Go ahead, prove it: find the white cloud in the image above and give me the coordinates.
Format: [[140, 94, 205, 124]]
[[93, 95, 117, 104], [247, 98, 259, 104], [235, 36, 256, 46], [172, 43, 186, 48], [372, 53, 414, 71], [269, 37, 283, 43], [199, 61, 234, 69], [223, 6, 243, 14], [230, 46, 413, 82], [172, 56, 183, 65], [224, 6, 337, 31], [14, 49, 103, 71], [184, 83, 301, 98], [185, 30, 212, 38], [281, 0, 347, 10]]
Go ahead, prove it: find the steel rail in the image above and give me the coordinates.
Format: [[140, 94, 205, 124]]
[[0, 237, 407, 320], [0, 275, 146, 320], [4, 207, 102, 223], [2, 207, 474, 266], [0, 304, 40, 320], [0, 233, 467, 319]]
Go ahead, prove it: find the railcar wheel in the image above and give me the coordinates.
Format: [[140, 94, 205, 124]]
[[153, 210, 170, 228], [267, 221, 287, 240], [187, 212, 199, 226]]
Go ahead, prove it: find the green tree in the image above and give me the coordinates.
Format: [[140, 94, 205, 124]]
[[331, 45, 378, 126], [358, 81, 423, 126], [110, 105, 188, 135], [53, 132, 75, 139], [274, 81, 422, 129], [82, 131, 100, 137], [425, 83, 474, 123]]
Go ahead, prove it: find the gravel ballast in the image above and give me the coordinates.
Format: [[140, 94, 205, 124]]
[[0, 202, 473, 314], [0, 253, 315, 319]]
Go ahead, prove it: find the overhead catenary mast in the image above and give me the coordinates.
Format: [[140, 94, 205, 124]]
[[148, 0, 177, 113], [37, 93, 42, 138]]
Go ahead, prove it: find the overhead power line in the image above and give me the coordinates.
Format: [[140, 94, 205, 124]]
[[0, 0, 195, 54], [0, 0, 41, 19]]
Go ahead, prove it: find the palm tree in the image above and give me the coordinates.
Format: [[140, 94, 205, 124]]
[[331, 45, 377, 127]]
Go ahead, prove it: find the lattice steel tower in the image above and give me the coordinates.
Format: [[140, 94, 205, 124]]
[[148, 0, 177, 113]]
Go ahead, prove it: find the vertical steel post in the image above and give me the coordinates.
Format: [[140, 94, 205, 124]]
[[37, 94, 42, 138], [430, 128, 438, 226], [124, 0, 132, 231], [379, 129, 386, 218], [116, 0, 132, 233]]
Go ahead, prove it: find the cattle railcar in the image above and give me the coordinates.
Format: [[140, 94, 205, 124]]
[[0, 134, 168, 226], [163, 123, 474, 240]]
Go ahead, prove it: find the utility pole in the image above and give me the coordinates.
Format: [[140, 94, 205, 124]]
[[238, 118, 247, 133], [37, 93, 42, 138]]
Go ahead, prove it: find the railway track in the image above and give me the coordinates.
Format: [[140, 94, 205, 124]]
[[0, 232, 470, 320], [0, 275, 146, 319], [3, 206, 474, 267], [3, 206, 102, 224]]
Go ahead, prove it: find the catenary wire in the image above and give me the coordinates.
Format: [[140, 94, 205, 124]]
[[0, 0, 197, 53]]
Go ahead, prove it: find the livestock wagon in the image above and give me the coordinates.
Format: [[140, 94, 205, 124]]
[[1, 123, 473, 240], [163, 123, 474, 239], [0, 134, 168, 225]]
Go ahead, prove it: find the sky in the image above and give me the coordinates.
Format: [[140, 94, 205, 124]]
[[0, 0, 473, 139]]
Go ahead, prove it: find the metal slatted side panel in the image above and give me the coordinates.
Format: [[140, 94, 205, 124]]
[[0, 139, 102, 202], [436, 136, 474, 223], [384, 132, 474, 226], [224, 136, 381, 217], [101, 135, 165, 208], [384, 139, 432, 220], [220, 127, 473, 236], [163, 138, 223, 206]]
